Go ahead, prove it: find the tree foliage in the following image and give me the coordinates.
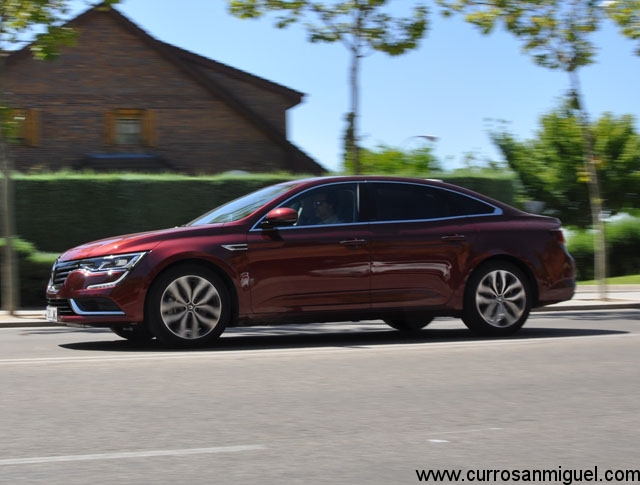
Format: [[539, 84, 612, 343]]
[[346, 143, 440, 175], [492, 102, 640, 227], [436, 0, 640, 292], [0, 0, 120, 58], [228, 1, 428, 53], [227, 0, 429, 174], [603, 0, 640, 54], [436, 0, 636, 70]]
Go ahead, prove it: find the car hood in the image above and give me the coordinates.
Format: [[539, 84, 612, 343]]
[[58, 224, 225, 261]]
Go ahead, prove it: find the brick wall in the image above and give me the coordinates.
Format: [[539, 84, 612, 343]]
[[4, 10, 309, 174]]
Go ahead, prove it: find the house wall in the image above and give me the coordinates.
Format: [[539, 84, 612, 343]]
[[202, 67, 290, 134], [4, 12, 292, 174]]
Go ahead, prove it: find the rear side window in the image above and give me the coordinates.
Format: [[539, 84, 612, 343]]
[[369, 182, 496, 222], [444, 190, 497, 216]]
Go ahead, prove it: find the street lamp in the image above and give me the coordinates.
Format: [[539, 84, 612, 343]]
[[402, 135, 438, 146], [413, 135, 438, 142]]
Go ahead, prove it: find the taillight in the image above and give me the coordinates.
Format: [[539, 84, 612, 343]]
[[554, 229, 566, 244]]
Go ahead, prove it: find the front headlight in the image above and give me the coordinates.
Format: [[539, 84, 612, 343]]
[[79, 252, 147, 273], [77, 252, 147, 289]]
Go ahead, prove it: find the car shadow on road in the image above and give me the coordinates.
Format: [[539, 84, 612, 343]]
[[57, 321, 630, 353]]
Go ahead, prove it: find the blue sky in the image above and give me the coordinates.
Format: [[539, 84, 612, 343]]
[[84, 1, 640, 172]]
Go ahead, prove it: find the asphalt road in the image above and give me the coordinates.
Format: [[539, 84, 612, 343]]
[[1, 311, 639, 484]]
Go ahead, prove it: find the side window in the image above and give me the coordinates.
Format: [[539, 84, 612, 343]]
[[370, 183, 452, 222], [443, 190, 497, 216], [370, 182, 499, 222], [282, 184, 358, 227]]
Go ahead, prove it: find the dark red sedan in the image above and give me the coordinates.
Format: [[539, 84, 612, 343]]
[[46, 176, 575, 347]]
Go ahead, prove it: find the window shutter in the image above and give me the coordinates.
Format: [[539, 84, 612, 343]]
[[26, 109, 40, 147], [143, 110, 156, 147], [105, 110, 115, 145]]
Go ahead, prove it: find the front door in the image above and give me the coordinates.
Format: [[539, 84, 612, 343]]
[[246, 183, 371, 315]]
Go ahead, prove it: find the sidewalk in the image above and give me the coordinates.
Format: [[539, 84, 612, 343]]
[[535, 284, 640, 312], [1, 286, 638, 328]]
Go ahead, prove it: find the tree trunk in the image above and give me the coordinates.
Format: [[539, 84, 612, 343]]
[[348, 48, 361, 174], [348, 7, 362, 175], [0, 138, 19, 314], [0, 50, 19, 314], [570, 71, 607, 299]]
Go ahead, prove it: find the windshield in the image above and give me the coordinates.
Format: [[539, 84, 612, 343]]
[[187, 183, 295, 226]]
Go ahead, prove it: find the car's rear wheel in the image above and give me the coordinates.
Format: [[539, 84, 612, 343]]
[[146, 265, 230, 348], [462, 261, 531, 336], [384, 316, 433, 332], [110, 324, 154, 343]]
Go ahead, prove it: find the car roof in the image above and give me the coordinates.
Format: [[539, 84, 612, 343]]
[[286, 175, 522, 214]]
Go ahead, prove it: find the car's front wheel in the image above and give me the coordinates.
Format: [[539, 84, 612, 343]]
[[462, 261, 531, 336], [146, 265, 230, 348]]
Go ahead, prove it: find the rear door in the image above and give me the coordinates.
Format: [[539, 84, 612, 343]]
[[365, 181, 479, 309]]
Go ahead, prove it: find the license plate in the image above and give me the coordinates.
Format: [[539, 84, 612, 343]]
[[45, 306, 58, 323]]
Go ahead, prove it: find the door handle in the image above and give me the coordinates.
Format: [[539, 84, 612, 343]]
[[441, 234, 466, 241], [340, 238, 367, 249]]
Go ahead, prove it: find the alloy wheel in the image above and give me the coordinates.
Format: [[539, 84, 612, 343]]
[[160, 275, 223, 339], [475, 269, 527, 328]]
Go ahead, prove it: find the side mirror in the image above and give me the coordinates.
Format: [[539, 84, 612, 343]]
[[261, 207, 298, 229]]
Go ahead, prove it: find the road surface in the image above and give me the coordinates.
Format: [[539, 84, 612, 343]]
[[1, 311, 639, 484]]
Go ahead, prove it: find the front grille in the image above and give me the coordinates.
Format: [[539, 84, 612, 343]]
[[51, 260, 81, 288], [46, 299, 75, 317]]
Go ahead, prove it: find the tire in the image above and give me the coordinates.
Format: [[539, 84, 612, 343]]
[[110, 324, 154, 343], [146, 265, 230, 348], [462, 261, 531, 336], [384, 316, 433, 332]]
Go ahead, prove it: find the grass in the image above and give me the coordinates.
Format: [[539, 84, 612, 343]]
[[578, 274, 640, 285]]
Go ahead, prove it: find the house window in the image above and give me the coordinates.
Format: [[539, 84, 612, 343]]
[[106, 109, 155, 147], [116, 117, 142, 145], [8, 109, 40, 146]]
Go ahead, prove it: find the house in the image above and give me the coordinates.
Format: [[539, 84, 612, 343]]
[[4, 4, 325, 175]]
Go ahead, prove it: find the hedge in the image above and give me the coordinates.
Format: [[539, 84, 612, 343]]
[[5, 172, 518, 253], [566, 217, 640, 281], [10, 172, 294, 253], [0, 238, 57, 308]]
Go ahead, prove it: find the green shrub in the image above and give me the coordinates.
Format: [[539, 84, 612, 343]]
[[566, 217, 640, 281], [0, 238, 57, 308], [12, 172, 295, 252]]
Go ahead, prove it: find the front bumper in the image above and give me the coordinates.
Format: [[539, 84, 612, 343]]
[[46, 256, 149, 326]]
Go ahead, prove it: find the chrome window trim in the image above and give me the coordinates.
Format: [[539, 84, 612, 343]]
[[367, 211, 502, 226], [249, 180, 503, 231], [69, 299, 126, 316], [267, 221, 371, 231]]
